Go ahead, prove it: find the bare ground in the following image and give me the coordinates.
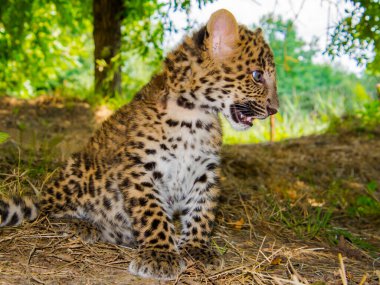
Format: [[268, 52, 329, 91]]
[[0, 96, 379, 285]]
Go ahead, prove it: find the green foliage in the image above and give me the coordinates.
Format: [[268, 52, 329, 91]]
[[328, 99, 380, 134], [0, 132, 9, 144], [0, 0, 93, 97], [259, 14, 361, 101], [259, 14, 318, 95], [357, 100, 380, 129], [115, 0, 215, 103], [0, 0, 214, 99], [327, 0, 380, 74]]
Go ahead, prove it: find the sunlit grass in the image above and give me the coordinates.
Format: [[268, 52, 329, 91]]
[[222, 113, 330, 144]]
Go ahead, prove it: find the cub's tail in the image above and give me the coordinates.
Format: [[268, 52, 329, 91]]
[[0, 196, 39, 227]]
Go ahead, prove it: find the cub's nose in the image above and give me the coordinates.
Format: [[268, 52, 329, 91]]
[[267, 106, 278, 116]]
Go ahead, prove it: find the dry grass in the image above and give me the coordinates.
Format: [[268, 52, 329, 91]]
[[0, 96, 379, 284], [0, 214, 377, 284]]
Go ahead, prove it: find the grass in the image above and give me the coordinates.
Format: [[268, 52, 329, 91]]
[[264, 174, 380, 256], [324, 180, 380, 218], [0, 142, 58, 198], [268, 188, 379, 257], [327, 227, 378, 253], [273, 205, 333, 239]]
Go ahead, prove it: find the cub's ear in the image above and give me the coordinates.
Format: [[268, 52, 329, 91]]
[[206, 9, 239, 60]]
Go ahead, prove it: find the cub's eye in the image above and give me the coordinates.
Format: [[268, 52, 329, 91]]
[[252, 70, 264, 83]]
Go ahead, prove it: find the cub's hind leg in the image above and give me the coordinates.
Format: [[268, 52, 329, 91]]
[[39, 152, 108, 240], [65, 219, 102, 243], [39, 152, 93, 219], [41, 152, 136, 246], [0, 152, 89, 228]]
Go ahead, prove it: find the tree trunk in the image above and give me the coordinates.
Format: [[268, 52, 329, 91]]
[[93, 0, 124, 97]]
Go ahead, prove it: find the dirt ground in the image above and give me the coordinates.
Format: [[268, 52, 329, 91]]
[[0, 96, 379, 285]]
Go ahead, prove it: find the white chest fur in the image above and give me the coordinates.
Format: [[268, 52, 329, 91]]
[[155, 99, 221, 214]]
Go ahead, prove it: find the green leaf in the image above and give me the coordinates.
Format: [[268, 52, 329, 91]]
[[0, 132, 10, 144], [367, 181, 378, 193]]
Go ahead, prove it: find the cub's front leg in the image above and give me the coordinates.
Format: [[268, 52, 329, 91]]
[[179, 167, 222, 267], [124, 171, 186, 280]]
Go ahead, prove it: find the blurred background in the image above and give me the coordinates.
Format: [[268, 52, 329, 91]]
[[0, 0, 379, 144]]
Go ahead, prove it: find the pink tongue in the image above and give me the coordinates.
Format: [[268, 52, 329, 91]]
[[237, 112, 253, 125], [243, 116, 253, 125]]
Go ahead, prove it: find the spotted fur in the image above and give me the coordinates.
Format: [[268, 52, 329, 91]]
[[0, 9, 278, 280]]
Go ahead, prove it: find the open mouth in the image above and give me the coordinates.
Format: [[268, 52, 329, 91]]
[[230, 104, 255, 127]]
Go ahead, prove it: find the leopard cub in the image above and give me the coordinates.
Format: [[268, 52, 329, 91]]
[[0, 9, 278, 280]]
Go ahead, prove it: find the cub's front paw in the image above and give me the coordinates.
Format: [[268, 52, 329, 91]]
[[182, 246, 223, 268], [128, 250, 186, 280]]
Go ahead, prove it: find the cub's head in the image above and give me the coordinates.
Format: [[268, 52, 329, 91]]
[[199, 9, 279, 130]]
